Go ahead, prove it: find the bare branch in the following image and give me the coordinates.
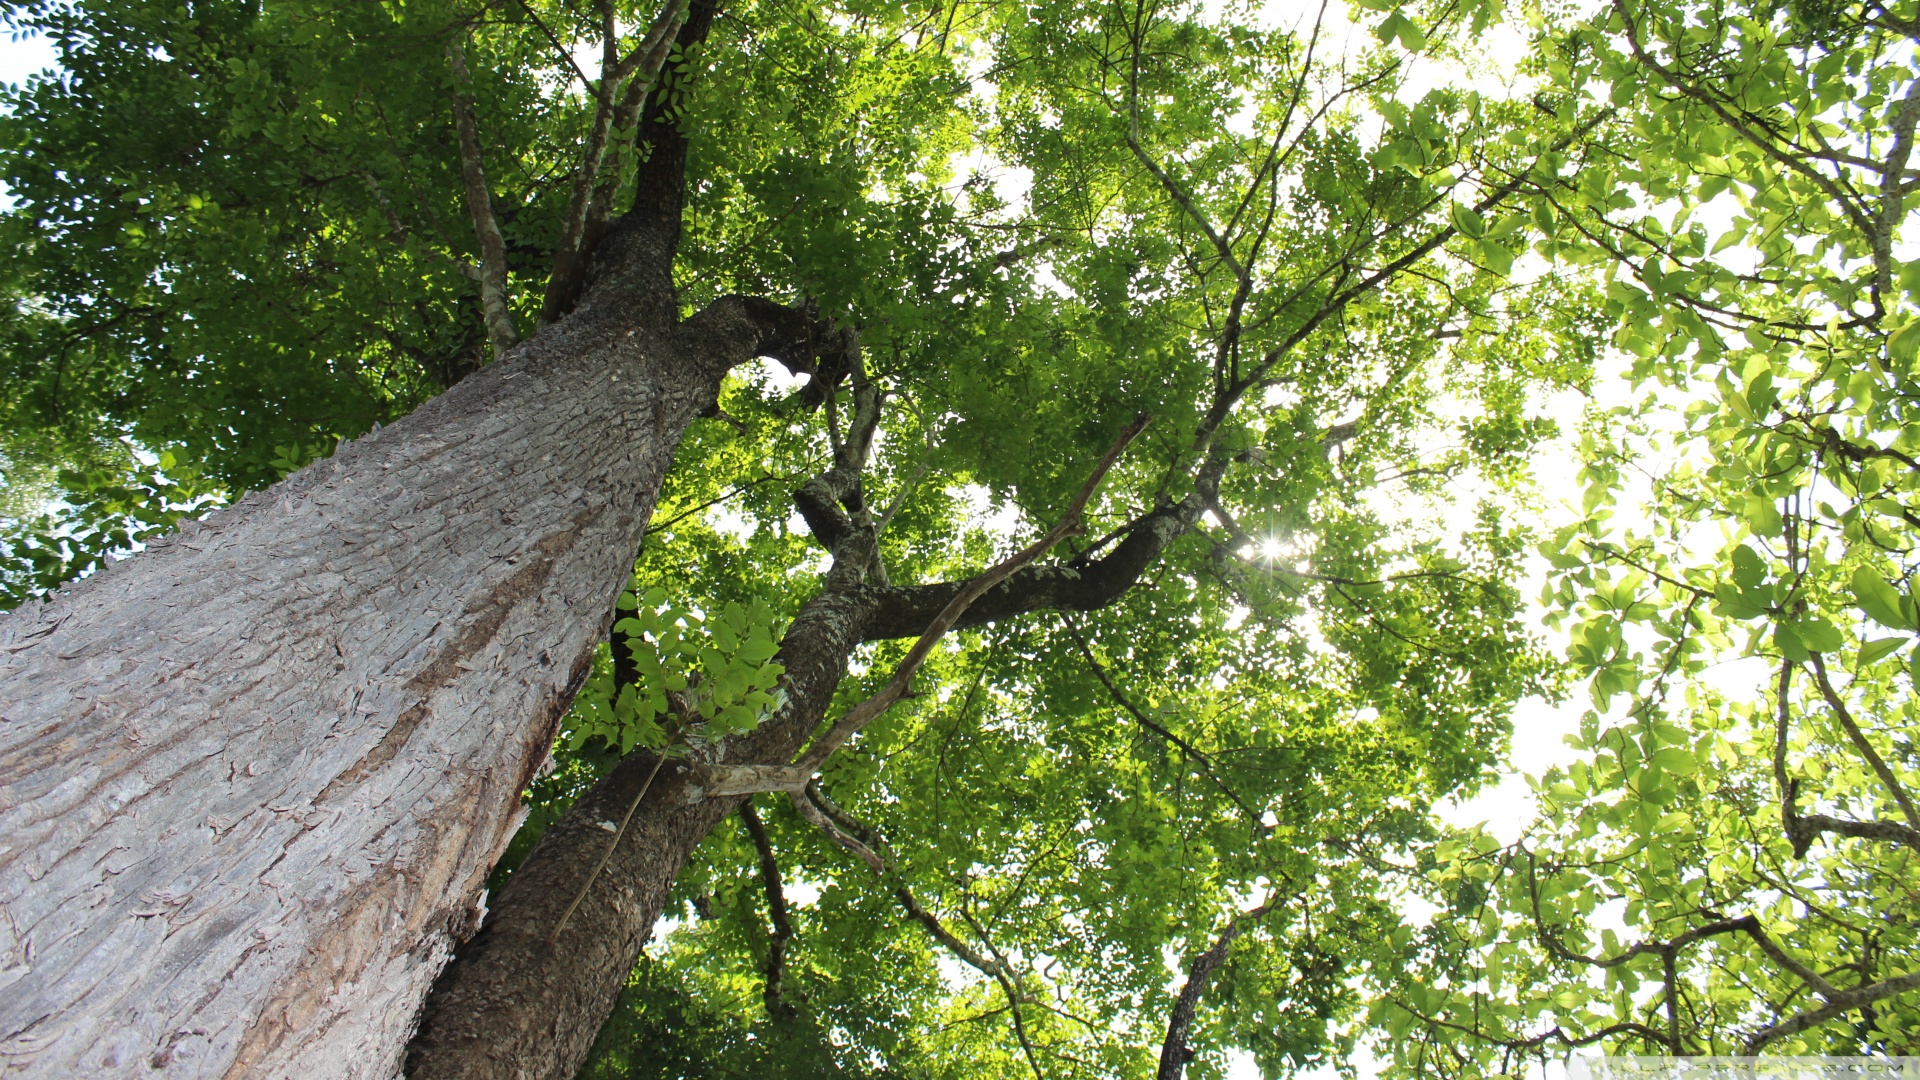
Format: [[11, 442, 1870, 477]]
[[873, 452, 932, 535], [1123, 7, 1243, 284], [1745, 970, 1920, 1053], [1790, 811, 1920, 852], [1807, 653, 1920, 833], [741, 800, 797, 1017], [1526, 856, 1831, 995], [1195, 109, 1613, 454]]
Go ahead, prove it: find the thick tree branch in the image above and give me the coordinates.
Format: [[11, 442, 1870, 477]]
[[793, 413, 1148, 771], [562, 0, 716, 323], [448, 37, 518, 361], [698, 415, 1152, 798], [1791, 811, 1920, 852], [1871, 75, 1920, 308], [1157, 896, 1277, 1080], [547, 752, 669, 945], [850, 448, 1235, 647], [582, 16, 682, 238], [855, 491, 1196, 641], [1745, 971, 1920, 1053], [676, 293, 855, 382], [794, 354, 885, 578], [1772, 658, 1920, 853], [541, 0, 688, 326]]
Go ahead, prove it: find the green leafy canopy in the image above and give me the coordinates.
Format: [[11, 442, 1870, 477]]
[[10, 0, 1914, 1071]]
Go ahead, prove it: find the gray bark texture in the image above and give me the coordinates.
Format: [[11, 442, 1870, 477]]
[[403, 591, 873, 1080], [0, 298, 780, 1078], [0, 5, 812, 1074], [0, 132, 825, 1073]]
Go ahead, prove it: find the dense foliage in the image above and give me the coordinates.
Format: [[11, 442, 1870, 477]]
[[1376, 0, 1920, 1069], [2, 0, 1915, 1072]]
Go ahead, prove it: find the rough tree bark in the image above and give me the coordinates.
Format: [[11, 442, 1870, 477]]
[[0, 3, 826, 1074]]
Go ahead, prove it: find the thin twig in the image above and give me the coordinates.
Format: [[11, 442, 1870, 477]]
[[788, 783, 1043, 1077], [549, 752, 669, 945], [1061, 613, 1256, 824]]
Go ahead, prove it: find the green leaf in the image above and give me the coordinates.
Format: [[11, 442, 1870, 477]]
[[1478, 239, 1514, 277], [1375, 10, 1426, 50], [1856, 636, 1908, 667], [1744, 495, 1783, 537], [1450, 201, 1487, 239], [1774, 622, 1809, 662], [1730, 545, 1767, 589], [1794, 618, 1844, 654], [1890, 319, 1920, 365], [1851, 566, 1916, 630], [1650, 748, 1696, 776]]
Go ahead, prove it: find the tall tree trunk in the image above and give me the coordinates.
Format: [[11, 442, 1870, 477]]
[[0, 5, 795, 1075], [0, 274, 813, 1078]]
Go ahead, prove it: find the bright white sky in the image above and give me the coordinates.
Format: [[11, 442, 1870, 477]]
[[0, 27, 56, 89]]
